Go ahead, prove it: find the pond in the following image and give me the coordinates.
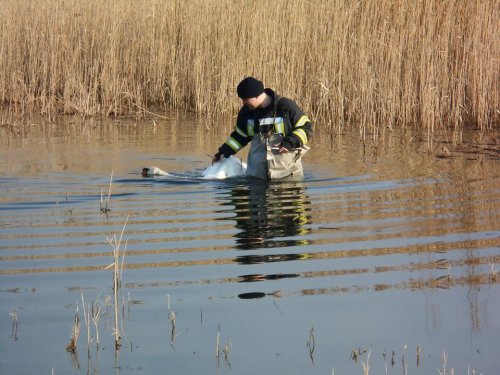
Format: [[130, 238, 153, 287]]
[[1, 117, 499, 374]]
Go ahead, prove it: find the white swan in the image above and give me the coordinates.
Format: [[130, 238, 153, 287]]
[[201, 156, 247, 179], [141, 156, 247, 179], [141, 166, 170, 177]]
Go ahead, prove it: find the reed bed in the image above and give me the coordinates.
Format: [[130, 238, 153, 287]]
[[0, 0, 498, 135]]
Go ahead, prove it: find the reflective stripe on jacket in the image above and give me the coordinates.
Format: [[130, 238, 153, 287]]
[[218, 88, 313, 158]]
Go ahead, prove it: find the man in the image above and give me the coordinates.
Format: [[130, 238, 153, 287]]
[[212, 77, 313, 180]]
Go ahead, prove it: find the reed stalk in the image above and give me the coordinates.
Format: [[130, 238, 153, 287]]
[[100, 171, 113, 214], [438, 349, 449, 375], [361, 348, 371, 375], [169, 311, 176, 343], [105, 215, 129, 350], [91, 299, 104, 351], [80, 294, 92, 358], [0, 0, 497, 135], [307, 326, 315, 363], [216, 324, 220, 367], [489, 262, 497, 282], [9, 309, 19, 340], [402, 344, 407, 375], [66, 305, 80, 353]]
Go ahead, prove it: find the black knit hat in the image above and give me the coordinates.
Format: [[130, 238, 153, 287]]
[[237, 77, 265, 99]]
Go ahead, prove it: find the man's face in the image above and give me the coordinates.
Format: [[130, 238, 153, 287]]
[[242, 96, 261, 110]]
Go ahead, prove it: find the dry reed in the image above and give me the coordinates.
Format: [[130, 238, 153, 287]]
[[91, 299, 104, 351], [9, 309, 19, 340], [215, 324, 231, 369], [105, 215, 129, 350], [0, 0, 497, 136], [362, 348, 372, 375], [100, 171, 113, 214], [307, 326, 316, 364], [66, 305, 80, 353]]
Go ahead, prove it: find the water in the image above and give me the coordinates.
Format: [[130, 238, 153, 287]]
[[1, 118, 499, 374]]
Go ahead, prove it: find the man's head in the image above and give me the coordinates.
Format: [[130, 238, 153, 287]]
[[237, 77, 266, 109]]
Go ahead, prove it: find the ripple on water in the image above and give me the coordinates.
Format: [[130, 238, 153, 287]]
[[1, 121, 499, 375]]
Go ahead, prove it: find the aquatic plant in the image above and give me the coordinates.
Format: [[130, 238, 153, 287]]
[[0, 0, 497, 137], [215, 324, 232, 370], [362, 348, 371, 375], [100, 171, 113, 214], [169, 310, 176, 343], [489, 262, 497, 282], [91, 298, 105, 351], [9, 309, 19, 340], [105, 215, 129, 350], [306, 326, 315, 364], [80, 294, 92, 358], [66, 305, 80, 353]]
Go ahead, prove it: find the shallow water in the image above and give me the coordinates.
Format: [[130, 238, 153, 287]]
[[0, 118, 499, 374]]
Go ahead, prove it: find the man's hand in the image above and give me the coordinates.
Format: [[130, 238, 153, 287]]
[[279, 138, 293, 154], [212, 152, 223, 165]]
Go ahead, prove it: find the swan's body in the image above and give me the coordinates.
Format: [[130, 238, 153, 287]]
[[142, 156, 247, 179], [201, 156, 247, 179]]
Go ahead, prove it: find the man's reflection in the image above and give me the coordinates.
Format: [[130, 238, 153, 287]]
[[216, 180, 312, 299], [219, 179, 311, 254]]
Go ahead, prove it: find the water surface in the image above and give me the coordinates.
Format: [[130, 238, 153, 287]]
[[1, 118, 499, 374]]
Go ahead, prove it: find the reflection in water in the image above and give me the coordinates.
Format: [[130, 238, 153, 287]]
[[2, 120, 500, 374], [238, 273, 300, 283], [216, 180, 312, 299], [218, 180, 311, 252]]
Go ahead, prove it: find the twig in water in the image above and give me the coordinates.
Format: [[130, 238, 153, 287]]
[[66, 305, 80, 353], [216, 324, 221, 368], [80, 294, 93, 358], [166, 294, 177, 343], [438, 349, 448, 375], [351, 349, 358, 363], [402, 344, 408, 375], [361, 348, 371, 375], [306, 326, 315, 364], [91, 299, 104, 352], [105, 215, 129, 350], [223, 339, 232, 368], [215, 324, 231, 369], [350, 347, 367, 363], [100, 170, 113, 214], [489, 262, 497, 282], [129, 97, 171, 119], [273, 299, 284, 315], [9, 309, 19, 340], [169, 311, 176, 343]]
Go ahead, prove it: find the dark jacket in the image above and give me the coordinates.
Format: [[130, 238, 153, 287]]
[[217, 89, 313, 158]]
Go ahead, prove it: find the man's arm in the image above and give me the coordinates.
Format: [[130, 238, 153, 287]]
[[213, 115, 250, 162], [280, 99, 313, 151]]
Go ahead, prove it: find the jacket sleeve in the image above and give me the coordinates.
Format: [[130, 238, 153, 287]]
[[217, 112, 251, 158], [280, 99, 313, 150]]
